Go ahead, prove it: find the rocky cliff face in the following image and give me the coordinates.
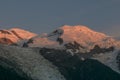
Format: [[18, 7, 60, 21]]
[[39, 48, 120, 80]]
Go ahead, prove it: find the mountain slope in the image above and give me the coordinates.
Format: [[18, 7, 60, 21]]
[[39, 48, 120, 80], [0, 44, 65, 80], [0, 28, 36, 45], [26, 25, 120, 74], [60, 25, 118, 48], [0, 26, 120, 80], [28, 25, 119, 52]]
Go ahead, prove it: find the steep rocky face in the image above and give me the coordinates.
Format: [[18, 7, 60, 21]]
[[39, 45, 115, 64], [39, 48, 120, 80]]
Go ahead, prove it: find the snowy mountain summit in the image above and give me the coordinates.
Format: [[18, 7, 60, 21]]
[[0, 25, 119, 52], [0, 28, 36, 45], [28, 25, 120, 53]]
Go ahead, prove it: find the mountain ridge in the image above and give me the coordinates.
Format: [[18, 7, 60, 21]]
[[26, 25, 120, 53], [0, 25, 120, 79], [0, 25, 120, 51], [0, 28, 36, 45]]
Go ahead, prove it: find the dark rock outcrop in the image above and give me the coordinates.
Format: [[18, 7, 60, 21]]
[[116, 51, 120, 70], [40, 48, 120, 80]]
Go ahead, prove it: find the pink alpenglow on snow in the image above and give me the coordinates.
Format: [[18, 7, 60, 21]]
[[29, 25, 120, 49], [0, 28, 37, 44]]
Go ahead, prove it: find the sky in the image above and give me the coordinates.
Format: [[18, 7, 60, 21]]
[[0, 0, 120, 37]]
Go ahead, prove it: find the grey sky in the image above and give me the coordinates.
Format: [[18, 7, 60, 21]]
[[0, 0, 120, 37]]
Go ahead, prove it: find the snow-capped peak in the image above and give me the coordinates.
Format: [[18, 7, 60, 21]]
[[0, 28, 36, 45], [28, 25, 119, 52], [60, 25, 118, 48], [10, 28, 37, 40]]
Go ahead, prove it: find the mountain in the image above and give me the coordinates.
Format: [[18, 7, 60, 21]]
[[0, 28, 36, 45], [0, 44, 120, 80], [25, 25, 120, 74], [28, 25, 120, 52], [0, 25, 119, 50], [0, 25, 120, 80]]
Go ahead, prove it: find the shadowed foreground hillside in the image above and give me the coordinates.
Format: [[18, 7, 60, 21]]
[[0, 45, 65, 80], [40, 48, 120, 80], [0, 65, 30, 80], [0, 44, 120, 80]]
